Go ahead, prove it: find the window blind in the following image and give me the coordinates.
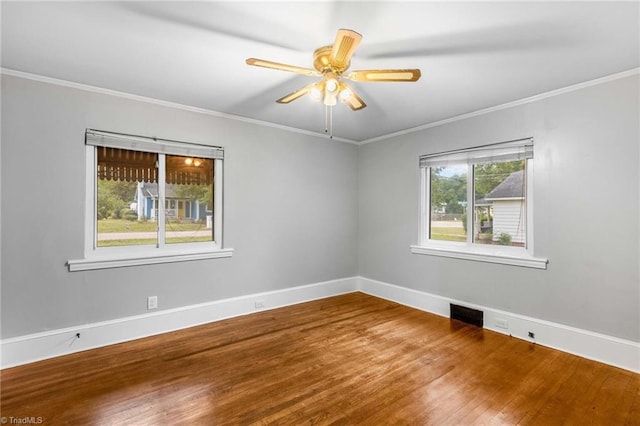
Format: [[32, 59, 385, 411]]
[[419, 138, 533, 168], [86, 129, 224, 160]]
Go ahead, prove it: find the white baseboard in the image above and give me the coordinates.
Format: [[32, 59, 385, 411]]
[[357, 277, 640, 373], [0, 277, 358, 369], [3, 276, 638, 373]]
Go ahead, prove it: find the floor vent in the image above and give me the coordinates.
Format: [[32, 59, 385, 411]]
[[450, 303, 483, 328]]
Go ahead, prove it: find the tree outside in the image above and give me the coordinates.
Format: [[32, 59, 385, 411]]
[[97, 180, 137, 220], [429, 160, 525, 242]]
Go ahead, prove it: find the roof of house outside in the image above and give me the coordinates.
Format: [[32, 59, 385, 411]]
[[486, 170, 525, 200], [140, 183, 184, 199]]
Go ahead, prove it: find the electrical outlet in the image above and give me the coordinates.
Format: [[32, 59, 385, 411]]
[[495, 319, 509, 329], [255, 300, 265, 309], [147, 296, 158, 310]]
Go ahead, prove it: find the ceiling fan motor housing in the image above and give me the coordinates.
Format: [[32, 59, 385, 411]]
[[313, 46, 349, 74]]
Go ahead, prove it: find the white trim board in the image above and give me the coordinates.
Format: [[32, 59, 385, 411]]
[[0, 277, 358, 369], [357, 277, 640, 374], [359, 68, 640, 145], [2, 67, 637, 146], [2, 276, 638, 373], [0, 68, 358, 145]]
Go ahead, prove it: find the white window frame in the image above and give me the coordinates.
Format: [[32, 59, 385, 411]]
[[410, 138, 548, 269], [67, 130, 233, 271]]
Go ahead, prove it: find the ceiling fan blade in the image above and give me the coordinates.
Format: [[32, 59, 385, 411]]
[[341, 84, 367, 111], [330, 29, 362, 69], [276, 84, 315, 104], [246, 58, 320, 77], [346, 69, 422, 82]]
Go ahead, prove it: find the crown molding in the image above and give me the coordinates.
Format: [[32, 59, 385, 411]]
[[0, 68, 359, 145], [3, 67, 638, 146], [359, 68, 640, 145]]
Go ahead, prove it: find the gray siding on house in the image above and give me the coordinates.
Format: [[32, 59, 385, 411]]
[[486, 169, 526, 243], [492, 200, 526, 244]]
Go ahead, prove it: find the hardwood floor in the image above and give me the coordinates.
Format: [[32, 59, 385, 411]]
[[1, 292, 638, 425]]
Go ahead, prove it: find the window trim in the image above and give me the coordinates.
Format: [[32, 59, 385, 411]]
[[67, 131, 232, 272], [412, 139, 547, 269]]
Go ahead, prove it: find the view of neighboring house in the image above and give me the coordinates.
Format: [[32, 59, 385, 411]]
[[134, 182, 207, 222], [473, 198, 493, 235], [485, 170, 526, 244]]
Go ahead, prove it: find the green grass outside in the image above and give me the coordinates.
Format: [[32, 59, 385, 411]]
[[98, 219, 206, 233], [430, 227, 467, 242], [98, 238, 157, 247], [98, 236, 212, 247], [166, 236, 213, 244], [431, 228, 518, 245], [97, 219, 212, 247]]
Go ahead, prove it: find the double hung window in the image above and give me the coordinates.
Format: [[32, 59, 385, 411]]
[[412, 138, 547, 269], [67, 129, 232, 271]]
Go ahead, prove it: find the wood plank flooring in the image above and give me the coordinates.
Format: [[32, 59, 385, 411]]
[[1, 292, 638, 425]]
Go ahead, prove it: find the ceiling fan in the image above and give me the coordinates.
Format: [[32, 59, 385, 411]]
[[246, 29, 421, 137]]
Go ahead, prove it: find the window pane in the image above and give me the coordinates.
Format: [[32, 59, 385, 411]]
[[165, 155, 214, 244], [429, 166, 467, 242], [473, 160, 525, 246], [96, 147, 158, 247]]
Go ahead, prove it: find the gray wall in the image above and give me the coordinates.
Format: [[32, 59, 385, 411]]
[[358, 75, 640, 342], [2, 73, 638, 344], [1, 75, 359, 338]]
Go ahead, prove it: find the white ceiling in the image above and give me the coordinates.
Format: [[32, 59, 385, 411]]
[[2, 1, 638, 142]]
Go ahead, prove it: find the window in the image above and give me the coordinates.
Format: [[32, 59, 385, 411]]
[[67, 130, 233, 271], [411, 138, 547, 269]]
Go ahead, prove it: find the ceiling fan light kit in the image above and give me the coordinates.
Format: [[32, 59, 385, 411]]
[[246, 29, 421, 138]]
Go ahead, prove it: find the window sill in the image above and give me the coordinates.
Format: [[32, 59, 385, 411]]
[[67, 248, 234, 271], [410, 244, 548, 269]]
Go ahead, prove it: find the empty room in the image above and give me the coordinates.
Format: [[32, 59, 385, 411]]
[[1, 2, 638, 424]]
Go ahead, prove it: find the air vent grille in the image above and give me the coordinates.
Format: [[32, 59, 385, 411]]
[[450, 303, 483, 328]]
